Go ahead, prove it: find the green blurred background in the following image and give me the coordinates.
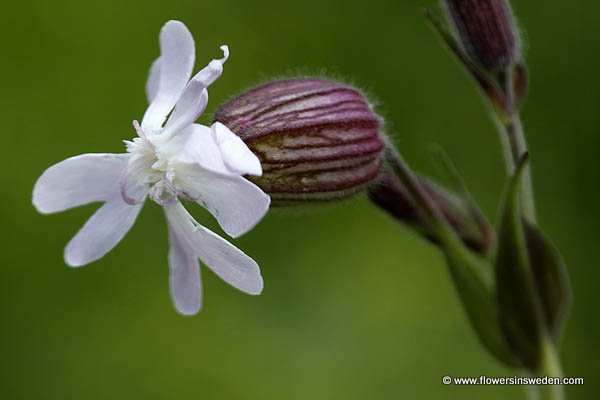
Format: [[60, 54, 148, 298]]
[[1, 0, 598, 398]]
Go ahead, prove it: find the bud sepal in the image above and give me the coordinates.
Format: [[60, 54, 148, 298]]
[[215, 78, 385, 204], [425, 4, 527, 117]]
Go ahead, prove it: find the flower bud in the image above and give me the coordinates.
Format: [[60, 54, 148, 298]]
[[214, 78, 385, 204], [495, 156, 570, 371], [443, 0, 519, 71], [368, 170, 494, 255]]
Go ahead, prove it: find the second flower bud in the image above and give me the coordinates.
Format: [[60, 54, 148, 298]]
[[214, 78, 385, 204]]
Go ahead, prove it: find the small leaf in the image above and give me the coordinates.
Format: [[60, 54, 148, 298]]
[[495, 154, 544, 371], [523, 222, 571, 342], [430, 145, 494, 255], [424, 9, 464, 63], [443, 245, 517, 367], [495, 154, 571, 371]]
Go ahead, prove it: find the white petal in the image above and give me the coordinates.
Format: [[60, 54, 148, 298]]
[[145, 58, 162, 103], [141, 21, 195, 132], [165, 201, 263, 294], [33, 153, 128, 214], [168, 224, 202, 315], [213, 122, 262, 176], [167, 124, 229, 174], [162, 82, 208, 138], [162, 46, 229, 137], [175, 163, 270, 238], [64, 197, 143, 267]]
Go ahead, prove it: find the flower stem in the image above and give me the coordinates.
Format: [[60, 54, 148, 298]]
[[501, 112, 537, 222], [383, 147, 458, 244], [497, 68, 537, 222], [497, 73, 566, 399], [525, 338, 565, 400], [382, 146, 494, 293], [539, 338, 566, 400]]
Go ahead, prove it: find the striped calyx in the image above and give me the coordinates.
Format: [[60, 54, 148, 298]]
[[214, 78, 385, 204], [443, 0, 519, 71]]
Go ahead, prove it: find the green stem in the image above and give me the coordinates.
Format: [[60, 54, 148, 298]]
[[536, 338, 565, 400], [503, 112, 537, 222], [498, 69, 537, 222], [525, 339, 565, 400], [383, 147, 457, 244]]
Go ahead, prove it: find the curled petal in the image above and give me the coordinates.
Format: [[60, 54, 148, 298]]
[[168, 224, 202, 315], [64, 197, 143, 267], [213, 122, 262, 176], [33, 153, 128, 214], [141, 20, 195, 132], [175, 163, 270, 238], [189, 45, 229, 87], [165, 201, 263, 294], [162, 46, 229, 137]]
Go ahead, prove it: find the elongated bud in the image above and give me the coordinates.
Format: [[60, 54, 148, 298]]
[[443, 0, 519, 71], [214, 78, 385, 204], [369, 170, 494, 255]]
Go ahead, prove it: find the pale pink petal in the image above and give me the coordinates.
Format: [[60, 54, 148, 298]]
[[145, 58, 162, 103], [213, 122, 262, 176], [167, 224, 202, 315], [141, 21, 195, 132], [33, 153, 128, 214], [166, 124, 229, 174], [175, 163, 270, 238], [64, 197, 143, 267], [162, 81, 208, 138], [165, 201, 263, 294]]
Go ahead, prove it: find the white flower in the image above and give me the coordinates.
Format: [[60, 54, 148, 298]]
[[32, 20, 270, 315]]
